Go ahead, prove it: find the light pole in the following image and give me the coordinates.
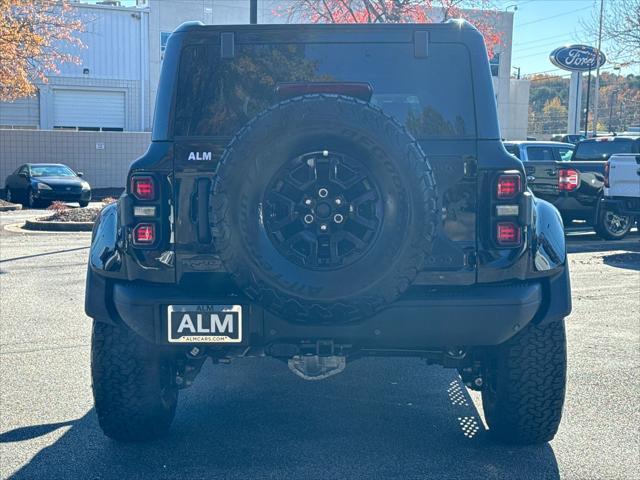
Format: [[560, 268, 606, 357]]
[[513, 66, 521, 79], [608, 66, 621, 132], [592, 0, 604, 134]]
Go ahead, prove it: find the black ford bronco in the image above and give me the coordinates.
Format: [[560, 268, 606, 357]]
[[85, 21, 571, 445]]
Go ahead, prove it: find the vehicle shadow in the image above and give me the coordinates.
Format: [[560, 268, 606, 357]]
[[0, 421, 77, 443], [602, 252, 640, 271], [7, 358, 559, 480], [566, 231, 640, 254]]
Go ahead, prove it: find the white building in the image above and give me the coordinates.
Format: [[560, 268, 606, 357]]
[[0, 0, 529, 137], [1, 2, 149, 132]]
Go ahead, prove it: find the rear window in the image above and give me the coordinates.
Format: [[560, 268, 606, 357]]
[[526, 146, 555, 161], [173, 42, 476, 139], [573, 139, 637, 161]]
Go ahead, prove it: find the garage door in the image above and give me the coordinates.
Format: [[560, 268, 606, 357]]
[[53, 89, 125, 130]]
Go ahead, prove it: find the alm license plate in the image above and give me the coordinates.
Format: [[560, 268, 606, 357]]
[[167, 305, 242, 343]]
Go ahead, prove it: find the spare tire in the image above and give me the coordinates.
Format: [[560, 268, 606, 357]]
[[212, 95, 437, 322]]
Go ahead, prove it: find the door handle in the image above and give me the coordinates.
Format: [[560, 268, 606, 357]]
[[527, 175, 536, 182]]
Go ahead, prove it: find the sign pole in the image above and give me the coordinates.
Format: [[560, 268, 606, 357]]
[[584, 68, 592, 137], [568, 71, 582, 135], [549, 44, 605, 138]]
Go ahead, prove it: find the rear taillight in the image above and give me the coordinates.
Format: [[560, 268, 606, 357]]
[[558, 168, 579, 191], [604, 162, 610, 188], [133, 223, 155, 245], [496, 174, 521, 199], [493, 172, 524, 248], [496, 222, 521, 246], [131, 175, 155, 200]]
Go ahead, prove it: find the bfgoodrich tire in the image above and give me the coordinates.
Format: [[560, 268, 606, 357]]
[[212, 94, 438, 322], [91, 321, 178, 442], [481, 319, 567, 445]]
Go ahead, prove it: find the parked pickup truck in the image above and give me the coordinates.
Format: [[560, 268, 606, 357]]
[[506, 136, 639, 240], [603, 153, 640, 218]]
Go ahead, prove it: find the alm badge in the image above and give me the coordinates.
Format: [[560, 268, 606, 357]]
[[188, 151, 212, 161]]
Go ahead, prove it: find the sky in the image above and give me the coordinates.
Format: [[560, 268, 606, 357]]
[[498, 0, 637, 77]]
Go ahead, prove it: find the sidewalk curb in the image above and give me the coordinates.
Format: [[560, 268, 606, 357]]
[[0, 204, 23, 212], [23, 219, 94, 232], [4, 222, 92, 234]]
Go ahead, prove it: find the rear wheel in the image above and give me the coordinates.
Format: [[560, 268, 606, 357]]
[[481, 319, 567, 445], [91, 321, 178, 442], [595, 206, 633, 240]]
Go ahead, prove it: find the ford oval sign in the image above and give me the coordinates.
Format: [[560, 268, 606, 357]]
[[550, 44, 606, 72]]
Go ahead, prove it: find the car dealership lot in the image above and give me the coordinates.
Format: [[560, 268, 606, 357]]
[[0, 210, 638, 480]]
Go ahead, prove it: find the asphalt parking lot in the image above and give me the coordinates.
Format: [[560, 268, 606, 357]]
[[0, 207, 638, 480]]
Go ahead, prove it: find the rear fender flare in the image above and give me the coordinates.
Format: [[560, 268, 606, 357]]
[[89, 202, 124, 277], [532, 198, 566, 272]]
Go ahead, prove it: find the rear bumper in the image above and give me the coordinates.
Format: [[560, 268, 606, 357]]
[[602, 197, 640, 217], [87, 267, 571, 350]]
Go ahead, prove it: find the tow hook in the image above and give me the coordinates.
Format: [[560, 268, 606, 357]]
[[287, 340, 346, 381], [288, 355, 346, 381], [459, 365, 484, 391], [174, 348, 207, 388]]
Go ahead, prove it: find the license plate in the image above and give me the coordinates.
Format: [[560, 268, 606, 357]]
[[167, 305, 242, 343]]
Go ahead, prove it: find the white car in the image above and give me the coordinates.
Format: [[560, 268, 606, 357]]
[[603, 153, 640, 219]]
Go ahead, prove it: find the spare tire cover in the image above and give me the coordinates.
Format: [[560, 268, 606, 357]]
[[212, 94, 438, 322]]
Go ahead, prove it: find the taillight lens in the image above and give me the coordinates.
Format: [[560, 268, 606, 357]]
[[131, 175, 155, 200], [604, 162, 610, 188], [496, 174, 521, 199], [133, 223, 155, 245], [496, 222, 521, 246], [558, 169, 579, 191]]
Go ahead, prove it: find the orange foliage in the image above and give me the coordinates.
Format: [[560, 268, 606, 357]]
[[0, 0, 83, 101], [275, 0, 503, 57]]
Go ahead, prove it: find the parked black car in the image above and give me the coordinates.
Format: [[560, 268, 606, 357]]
[[86, 21, 571, 445], [4, 163, 91, 208], [523, 135, 639, 239]]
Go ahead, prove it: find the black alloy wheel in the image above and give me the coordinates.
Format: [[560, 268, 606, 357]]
[[263, 150, 384, 270]]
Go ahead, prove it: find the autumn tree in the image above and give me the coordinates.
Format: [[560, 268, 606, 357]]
[[276, 0, 503, 57], [541, 97, 567, 134], [0, 0, 83, 101], [580, 0, 640, 65]]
